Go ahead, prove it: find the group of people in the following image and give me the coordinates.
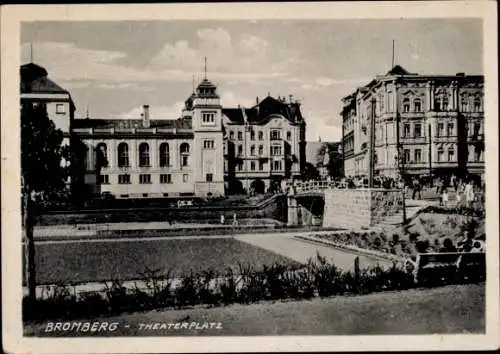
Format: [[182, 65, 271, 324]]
[[437, 230, 486, 254]]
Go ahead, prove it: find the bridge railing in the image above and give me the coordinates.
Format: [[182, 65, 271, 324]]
[[284, 180, 396, 195]]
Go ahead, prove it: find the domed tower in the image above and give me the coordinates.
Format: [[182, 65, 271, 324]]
[[192, 59, 225, 197]]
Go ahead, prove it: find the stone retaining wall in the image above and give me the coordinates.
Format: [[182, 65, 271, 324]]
[[322, 189, 403, 229]]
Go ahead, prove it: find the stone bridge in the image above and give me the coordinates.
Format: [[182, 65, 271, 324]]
[[284, 180, 405, 229]]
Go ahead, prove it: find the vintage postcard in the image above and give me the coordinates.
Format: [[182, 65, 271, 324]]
[[1, 1, 499, 352]]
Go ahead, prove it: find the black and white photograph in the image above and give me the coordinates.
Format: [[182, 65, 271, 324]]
[[1, 2, 498, 353]]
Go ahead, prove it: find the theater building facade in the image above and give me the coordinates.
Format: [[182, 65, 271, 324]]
[[70, 78, 306, 199]]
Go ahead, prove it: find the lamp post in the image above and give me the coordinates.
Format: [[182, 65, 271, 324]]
[[369, 97, 376, 188], [395, 82, 407, 223]]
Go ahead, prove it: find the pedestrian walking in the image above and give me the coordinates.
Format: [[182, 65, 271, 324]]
[[232, 213, 238, 226], [465, 180, 475, 207], [441, 186, 449, 207], [220, 213, 225, 225]]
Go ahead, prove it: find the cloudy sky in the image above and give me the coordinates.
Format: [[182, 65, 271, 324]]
[[21, 19, 482, 141]]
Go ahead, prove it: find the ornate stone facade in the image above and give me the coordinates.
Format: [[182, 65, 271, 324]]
[[341, 65, 485, 180]]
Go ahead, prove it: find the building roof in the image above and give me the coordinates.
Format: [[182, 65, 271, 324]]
[[20, 62, 69, 94], [386, 64, 416, 76], [223, 95, 304, 125], [73, 118, 192, 130]]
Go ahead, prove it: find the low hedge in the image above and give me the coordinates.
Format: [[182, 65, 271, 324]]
[[24, 254, 423, 322]]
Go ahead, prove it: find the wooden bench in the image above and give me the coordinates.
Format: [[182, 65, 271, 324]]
[[413, 252, 486, 285]]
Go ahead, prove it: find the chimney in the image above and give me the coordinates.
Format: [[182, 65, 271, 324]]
[[142, 105, 150, 128], [256, 96, 259, 105]]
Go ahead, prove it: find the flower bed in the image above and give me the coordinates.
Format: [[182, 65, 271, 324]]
[[311, 211, 485, 260]]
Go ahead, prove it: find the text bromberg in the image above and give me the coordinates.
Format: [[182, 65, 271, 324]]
[[45, 322, 119, 333]]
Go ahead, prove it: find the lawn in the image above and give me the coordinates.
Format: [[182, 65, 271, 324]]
[[31, 238, 301, 284]]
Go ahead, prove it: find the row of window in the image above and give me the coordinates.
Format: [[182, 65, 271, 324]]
[[228, 130, 292, 141], [95, 142, 191, 168], [233, 144, 283, 157], [398, 148, 483, 164], [104, 173, 216, 184], [233, 160, 284, 171], [386, 93, 483, 113], [111, 173, 191, 185]]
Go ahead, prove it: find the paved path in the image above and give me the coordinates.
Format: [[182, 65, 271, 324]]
[[24, 284, 485, 337], [235, 233, 390, 271]]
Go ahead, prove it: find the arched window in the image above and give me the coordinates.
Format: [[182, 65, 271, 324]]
[[402, 98, 410, 113], [180, 143, 190, 167], [96, 143, 108, 168], [159, 143, 170, 167], [139, 143, 150, 167], [117, 143, 129, 167]]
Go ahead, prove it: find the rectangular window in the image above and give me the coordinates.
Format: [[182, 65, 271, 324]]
[[139, 174, 151, 184], [473, 122, 481, 136], [272, 160, 282, 171], [271, 145, 282, 156], [270, 130, 281, 140], [118, 174, 131, 184], [258, 145, 264, 155], [160, 174, 172, 184], [182, 156, 189, 167], [183, 174, 189, 183], [403, 149, 411, 164], [202, 112, 215, 124], [237, 131, 243, 141], [474, 148, 482, 162], [259, 161, 264, 170], [203, 140, 215, 149], [237, 162, 243, 171], [258, 131, 263, 140], [250, 145, 255, 156], [250, 130, 255, 141], [206, 173, 213, 182], [286, 131, 292, 140], [438, 149, 444, 162], [403, 123, 411, 138], [55, 103, 65, 114], [437, 123, 445, 137], [414, 149, 422, 163], [229, 131, 234, 140], [250, 161, 256, 171], [414, 123, 422, 138], [447, 123, 454, 137], [237, 145, 243, 156], [414, 100, 422, 112], [448, 149, 455, 162], [98, 174, 109, 184]]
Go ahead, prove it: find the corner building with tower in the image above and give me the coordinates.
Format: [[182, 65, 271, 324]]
[[341, 65, 485, 181]]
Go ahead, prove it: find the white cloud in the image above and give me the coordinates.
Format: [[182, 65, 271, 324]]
[[303, 109, 342, 142], [150, 27, 295, 81], [98, 82, 138, 90], [220, 90, 254, 108], [115, 102, 185, 120]]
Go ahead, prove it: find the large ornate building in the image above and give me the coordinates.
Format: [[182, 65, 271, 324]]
[[21, 63, 307, 199], [341, 65, 485, 180]]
